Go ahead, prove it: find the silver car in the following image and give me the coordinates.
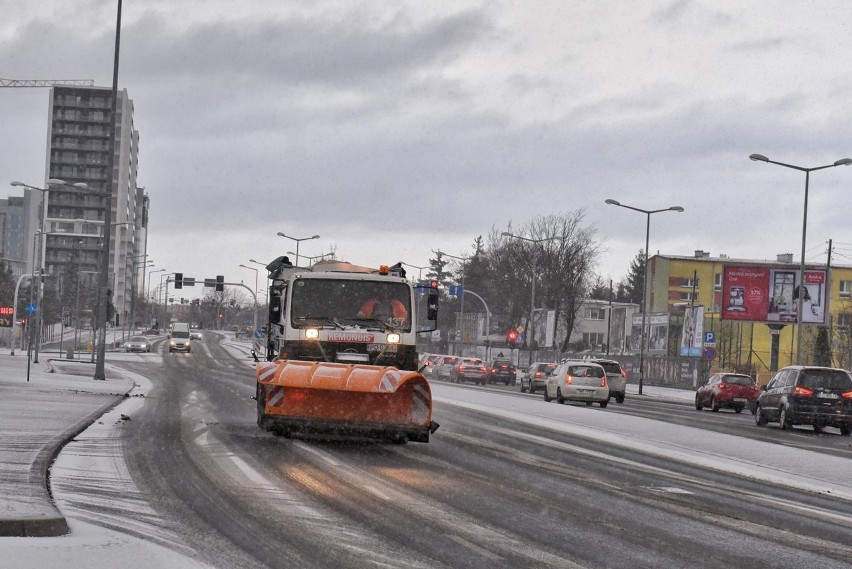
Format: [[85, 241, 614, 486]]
[[587, 359, 627, 403], [544, 361, 610, 407], [124, 335, 151, 353]]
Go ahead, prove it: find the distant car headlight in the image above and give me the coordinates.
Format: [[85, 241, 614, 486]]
[[170, 340, 176, 346], [305, 328, 319, 339], [387, 332, 401, 344]]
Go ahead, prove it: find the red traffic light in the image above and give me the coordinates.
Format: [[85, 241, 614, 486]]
[[506, 329, 518, 343]]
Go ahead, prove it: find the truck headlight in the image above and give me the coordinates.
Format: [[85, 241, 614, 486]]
[[387, 332, 401, 344], [305, 328, 319, 339]]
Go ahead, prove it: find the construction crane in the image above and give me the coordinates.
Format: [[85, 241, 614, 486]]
[[1, 78, 94, 87]]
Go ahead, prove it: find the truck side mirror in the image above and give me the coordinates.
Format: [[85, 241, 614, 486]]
[[427, 291, 439, 321]]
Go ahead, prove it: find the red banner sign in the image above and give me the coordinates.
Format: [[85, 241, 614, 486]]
[[722, 266, 827, 325]]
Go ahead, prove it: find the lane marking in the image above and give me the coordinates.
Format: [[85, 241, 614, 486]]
[[447, 535, 502, 561]]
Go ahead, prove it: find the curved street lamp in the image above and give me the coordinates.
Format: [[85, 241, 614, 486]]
[[501, 231, 561, 352], [749, 153, 852, 364], [605, 199, 684, 395], [276, 232, 320, 267]]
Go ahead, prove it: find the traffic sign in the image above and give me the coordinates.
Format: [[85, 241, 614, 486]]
[[25, 302, 37, 316], [255, 330, 263, 339], [703, 347, 717, 362], [448, 284, 463, 297], [704, 331, 716, 346]]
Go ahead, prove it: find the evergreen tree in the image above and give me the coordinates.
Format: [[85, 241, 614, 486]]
[[813, 326, 832, 367], [623, 249, 646, 305], [0, 261, 15, 306], [588, 275, 611, 301]]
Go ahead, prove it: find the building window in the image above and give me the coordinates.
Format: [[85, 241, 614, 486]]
[[840, 280, 852, 298], [678, 277, 698, 287], [678, 292, 698, 302], [586, 307, 606, 320], [837, 313, 852, 330], [714, 272, 722, 291], [582, 332, 605, 347]]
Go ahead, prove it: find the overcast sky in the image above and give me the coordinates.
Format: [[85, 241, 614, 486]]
[[3, 0, 852, 298]]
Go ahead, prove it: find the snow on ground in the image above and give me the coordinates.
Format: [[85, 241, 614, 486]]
[[432, 383, 852, 501]]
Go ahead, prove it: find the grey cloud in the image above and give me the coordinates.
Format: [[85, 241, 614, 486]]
[[121, 9, 492, 86]]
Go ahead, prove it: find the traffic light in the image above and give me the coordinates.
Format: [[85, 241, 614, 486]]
[[215, 275, 224, 292], [506, 328, 519, 346], [174, 272, 183, 289]]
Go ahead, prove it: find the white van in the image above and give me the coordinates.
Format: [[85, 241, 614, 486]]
[[169, 322, 192, 353]]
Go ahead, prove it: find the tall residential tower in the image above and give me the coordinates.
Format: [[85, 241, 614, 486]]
[[29, 85, 148, 325]]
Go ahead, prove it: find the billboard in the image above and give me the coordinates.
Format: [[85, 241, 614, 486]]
[[721, 266, 827, 325], [0, 306, 12, 328], [631, 313, 669, 353], [680, 305, 705, 357]]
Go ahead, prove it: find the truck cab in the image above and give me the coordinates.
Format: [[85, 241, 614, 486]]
[[264, 258, 438, 371]]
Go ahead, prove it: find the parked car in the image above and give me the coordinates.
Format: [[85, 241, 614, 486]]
[[544, 361, 609, 407], [586, 358, 627, 403], [124, 335, 151, 353], [755, 366, 852, 435], [487, 358, 517, 385], [695, 373, 759, 413], [434, 355, 460, 381], [451, 358, 490, 384], [520, 362, 557, 394]]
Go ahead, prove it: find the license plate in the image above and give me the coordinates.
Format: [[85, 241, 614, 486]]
[[734, 398, 747, 403], [580, 389, 594, 394], [817, 392, 839, 399], [367, 343, 397, 352]]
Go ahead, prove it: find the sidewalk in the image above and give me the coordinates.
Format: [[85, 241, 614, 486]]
[[0, 353, 135, 537]]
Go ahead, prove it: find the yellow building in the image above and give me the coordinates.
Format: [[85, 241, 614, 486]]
[[647, 250, 852, 375]]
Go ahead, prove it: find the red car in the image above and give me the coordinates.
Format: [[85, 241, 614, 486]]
[[695, 373, 759, 413]]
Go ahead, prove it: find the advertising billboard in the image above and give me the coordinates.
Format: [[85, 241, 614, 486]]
[[679, 305, 705, 357], [631, 313, 669, 353], [721, 266, 827, 325], [0, 306, 12, 327]]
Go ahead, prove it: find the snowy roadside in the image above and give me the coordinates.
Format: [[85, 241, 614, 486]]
[[432, 383, 852, 502]]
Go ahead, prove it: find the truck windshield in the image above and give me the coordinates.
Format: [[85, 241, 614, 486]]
[[290, 278, 412, 332]]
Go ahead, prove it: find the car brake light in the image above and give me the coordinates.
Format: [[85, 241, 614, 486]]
[[535, 372, 542, 378], [841, 391, 852, 399], [793, 386, 814, 397], [565, 376, 572, 385], [458, 365, 466, 371], [600, 377, 607, 387], [620, 367, 627, 378]]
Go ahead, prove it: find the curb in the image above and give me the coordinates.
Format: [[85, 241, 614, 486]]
[[0, 377, 135, 537]]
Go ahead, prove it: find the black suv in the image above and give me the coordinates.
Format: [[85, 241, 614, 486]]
[[755, 366, 852, 435], [487, 359, 517, 385]]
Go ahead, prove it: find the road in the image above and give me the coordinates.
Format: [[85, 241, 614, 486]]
[[63, 332, 852, 569]]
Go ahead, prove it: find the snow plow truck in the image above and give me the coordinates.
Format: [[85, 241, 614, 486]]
[[254, 257, 440, 443]]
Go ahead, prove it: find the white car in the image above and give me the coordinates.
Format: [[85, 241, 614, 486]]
[[124, 336, 151, 353], [544, 361, 610, 407]]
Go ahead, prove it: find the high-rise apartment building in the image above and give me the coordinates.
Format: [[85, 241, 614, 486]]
[[0, 194, 28, 278], [27, 85, 148, 325]]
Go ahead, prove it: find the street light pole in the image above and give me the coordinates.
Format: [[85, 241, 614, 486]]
[[147, 268, 165, 329], [442, 252, 469, 351], [287, 251, 332, 265], [605, 199, 684, 395], [401, 263, 431, 282], [749, 154, 852, 365], [501, 232, 560, 353], [239, 263, 259, 335], [11, 179, 89, 363], [276, 232, 320, 267]]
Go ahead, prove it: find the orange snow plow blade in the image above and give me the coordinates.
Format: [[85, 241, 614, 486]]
[[256, 361, 439, 443]]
